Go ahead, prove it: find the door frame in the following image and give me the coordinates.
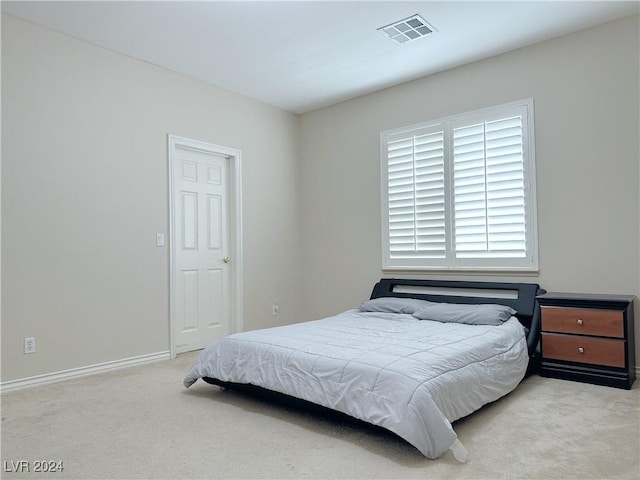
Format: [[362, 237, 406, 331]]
[[167, 134, 243, 358]]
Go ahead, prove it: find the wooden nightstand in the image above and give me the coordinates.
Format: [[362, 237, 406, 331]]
[[536, 293, 636, 389]]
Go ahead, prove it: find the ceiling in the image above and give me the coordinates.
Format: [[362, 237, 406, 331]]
[[3, 1, 638, 113]]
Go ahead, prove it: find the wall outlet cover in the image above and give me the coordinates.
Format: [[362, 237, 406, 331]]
[[24, 337, 36, 354]]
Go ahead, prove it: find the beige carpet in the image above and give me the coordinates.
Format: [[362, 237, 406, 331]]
[[1, 351, 638, 479]]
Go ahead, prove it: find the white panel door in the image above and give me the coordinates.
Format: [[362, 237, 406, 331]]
[[173, 146, 230, 353]]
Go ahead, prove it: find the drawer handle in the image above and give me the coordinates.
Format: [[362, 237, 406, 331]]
[[577, 347, 585, 354], [576, 319, 584, 325]]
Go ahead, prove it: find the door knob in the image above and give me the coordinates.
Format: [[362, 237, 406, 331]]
[[223, 256, 230, 264]]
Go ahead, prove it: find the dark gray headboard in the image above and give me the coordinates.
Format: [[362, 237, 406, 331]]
[[370, 278, 546, 358]]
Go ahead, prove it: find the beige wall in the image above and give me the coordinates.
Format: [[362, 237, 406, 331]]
[[3, 13, 639, 383], [1, 14, 303, 381], [300, 17, 640, 362]]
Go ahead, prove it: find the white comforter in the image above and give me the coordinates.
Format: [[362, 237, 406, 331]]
[[184, 309, 528, 459]]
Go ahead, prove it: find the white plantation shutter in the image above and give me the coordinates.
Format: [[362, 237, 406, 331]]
[[452, 115, 526, 258], [387, 127, 445, 260], [381, 99, 537, 271]]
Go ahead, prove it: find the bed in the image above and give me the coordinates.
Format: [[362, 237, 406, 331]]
[[184, 278, 545, 461]]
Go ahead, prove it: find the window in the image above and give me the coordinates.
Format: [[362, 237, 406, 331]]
[[381, 99, 538, 272]]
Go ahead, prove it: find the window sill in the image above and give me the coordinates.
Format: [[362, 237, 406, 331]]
[[382, 266, 540, 276]]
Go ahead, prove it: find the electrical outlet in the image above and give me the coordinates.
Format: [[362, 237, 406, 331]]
[[24, 337, 36, 354], [272, 303, 279, 316]]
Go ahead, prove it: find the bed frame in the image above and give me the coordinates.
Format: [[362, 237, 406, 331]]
[[204, 278, 546, 398], [369, 278, 545, 361]]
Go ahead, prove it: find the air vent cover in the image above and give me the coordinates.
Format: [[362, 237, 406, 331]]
[[378, 14, 436, 44]]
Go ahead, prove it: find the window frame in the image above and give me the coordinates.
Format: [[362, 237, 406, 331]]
[[380, 98, 539, 273]]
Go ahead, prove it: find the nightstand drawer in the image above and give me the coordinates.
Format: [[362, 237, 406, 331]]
[[542, 333, 625, 368], [541, 306, 623, 338]]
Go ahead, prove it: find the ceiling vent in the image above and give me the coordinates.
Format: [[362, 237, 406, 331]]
[[378, 14, 436, 45]]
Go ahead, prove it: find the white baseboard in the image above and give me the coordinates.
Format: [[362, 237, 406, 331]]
[[0, 351, 171, 394]]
